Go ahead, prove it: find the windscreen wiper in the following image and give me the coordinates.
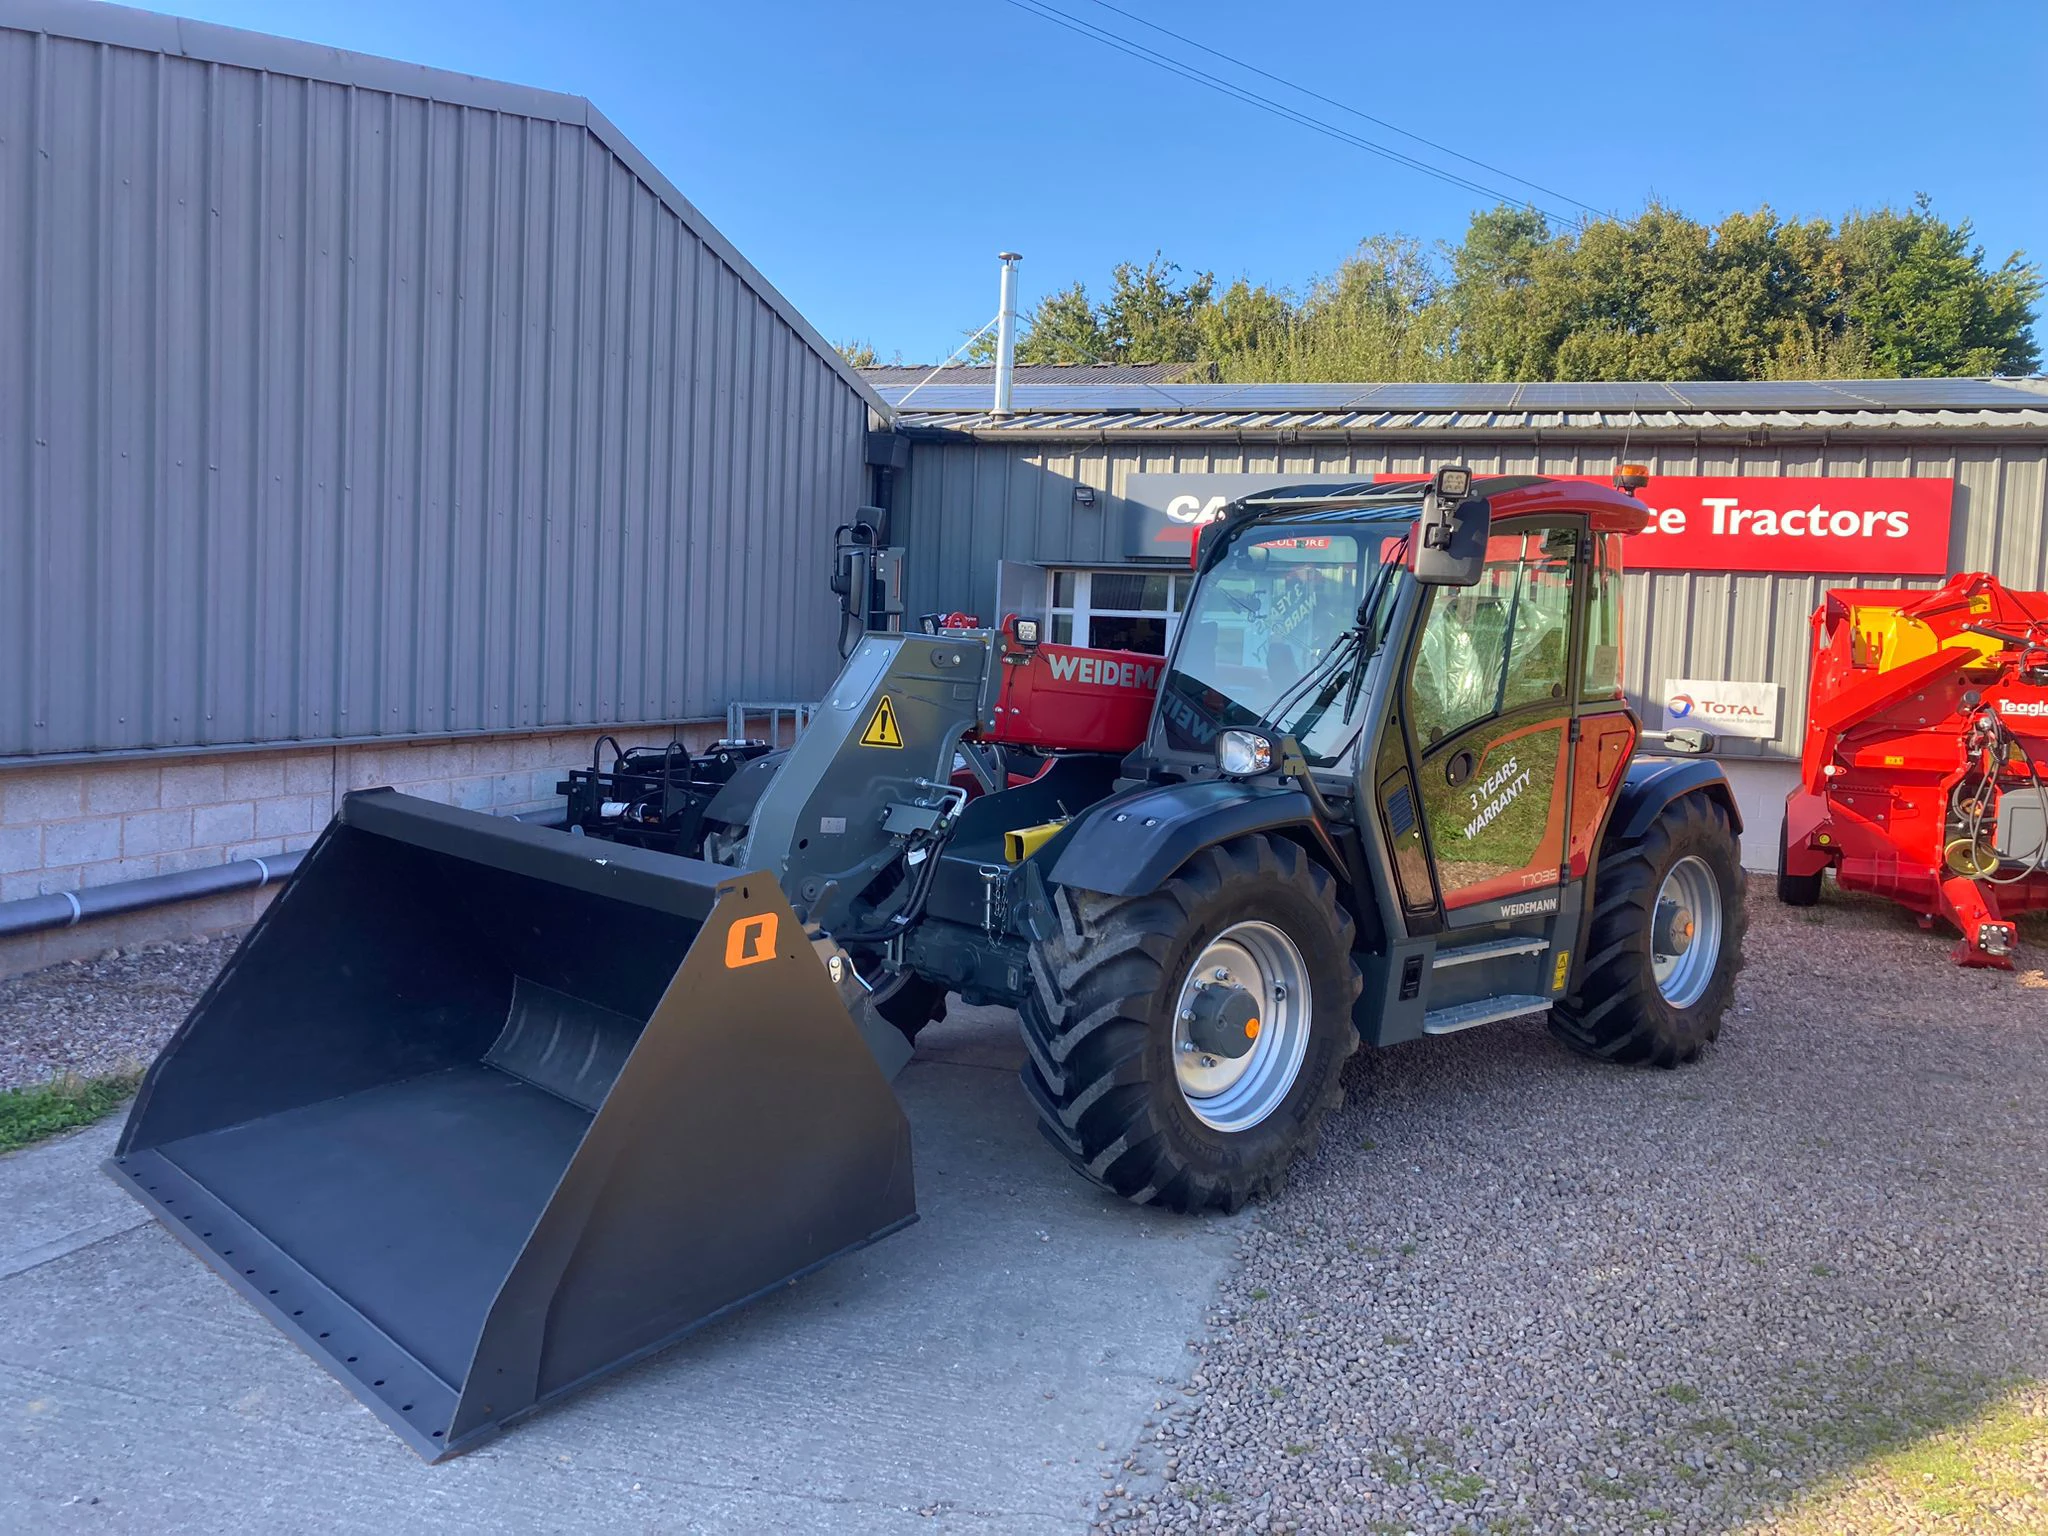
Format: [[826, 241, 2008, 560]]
[[1338, 545, 1407, 726], [1251, 625, 1364, 742]]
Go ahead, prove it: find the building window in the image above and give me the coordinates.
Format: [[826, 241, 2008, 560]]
[[1046, 569, 1189, 655]]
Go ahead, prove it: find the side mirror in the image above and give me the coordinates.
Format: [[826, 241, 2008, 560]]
[[1412, 489, 1489, 586], [1663, 727, 1717, 756]]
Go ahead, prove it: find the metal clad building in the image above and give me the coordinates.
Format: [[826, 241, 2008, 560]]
[[0, 0, 885, 763], [884, 378, 2048, 766]]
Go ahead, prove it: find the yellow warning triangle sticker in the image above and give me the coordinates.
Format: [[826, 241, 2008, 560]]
[[859, 693, 904, 748]]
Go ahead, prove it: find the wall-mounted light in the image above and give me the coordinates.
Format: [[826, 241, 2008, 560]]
[[1073, 484, 1097, 507]]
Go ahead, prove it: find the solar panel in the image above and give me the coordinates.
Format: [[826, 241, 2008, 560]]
[[1823, 377, 2045, 408], [881, 375, 2048, 420], [1519, 382, 1689, 410]]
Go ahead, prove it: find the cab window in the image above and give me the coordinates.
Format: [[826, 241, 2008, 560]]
[[1580, 532, 1625, 701], [1409, 527, 1578, 745]]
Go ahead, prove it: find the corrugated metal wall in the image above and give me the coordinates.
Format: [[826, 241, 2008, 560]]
[[0, 13, 874, 760], [899, 436, 2048, 760]]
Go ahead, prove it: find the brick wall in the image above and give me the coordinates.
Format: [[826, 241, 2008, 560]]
[[0, 723, 733, 977]]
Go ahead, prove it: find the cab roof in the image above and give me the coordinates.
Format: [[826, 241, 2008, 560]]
[[1233, 475, 1651, 536]]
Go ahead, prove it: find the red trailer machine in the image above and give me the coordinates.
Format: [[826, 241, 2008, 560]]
[[1779, 573, 2048, 966]]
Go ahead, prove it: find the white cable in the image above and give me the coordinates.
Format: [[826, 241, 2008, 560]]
[[890, 315, 1003, 408]]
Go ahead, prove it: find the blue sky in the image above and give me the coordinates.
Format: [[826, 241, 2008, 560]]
[[141, 0, 2046, 363]]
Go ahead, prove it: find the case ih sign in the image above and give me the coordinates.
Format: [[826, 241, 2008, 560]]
[[1117, 472, 1955, 575]]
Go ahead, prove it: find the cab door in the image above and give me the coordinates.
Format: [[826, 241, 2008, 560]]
[[1402, 523, 1582, 924]]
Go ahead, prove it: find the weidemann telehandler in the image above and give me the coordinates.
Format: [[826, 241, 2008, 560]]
[[110, 469, 1747, 1458]]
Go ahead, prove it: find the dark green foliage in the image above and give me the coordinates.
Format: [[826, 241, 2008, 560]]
[[1009, 199, 2038, 381]]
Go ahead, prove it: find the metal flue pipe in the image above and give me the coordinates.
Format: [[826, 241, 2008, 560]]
[[993, 251, 1022, 418]]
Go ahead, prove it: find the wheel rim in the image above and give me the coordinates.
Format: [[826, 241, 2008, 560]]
[[1171, 921, 1312, 1133], [1652, 855, 1722, 1009]]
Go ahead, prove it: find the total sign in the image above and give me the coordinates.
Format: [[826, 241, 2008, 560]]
[[1622, 475, 1953, 575], [1662, 679, 1782, 740]]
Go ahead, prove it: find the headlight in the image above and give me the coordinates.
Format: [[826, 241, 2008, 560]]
[[1216, 730, 1273, 776], [1013, 617, 1041, 646]]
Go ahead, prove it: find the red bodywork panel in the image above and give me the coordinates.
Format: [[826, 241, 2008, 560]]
[[1784, 572, 2048, 967], [981, 638, 1163, 755], [1570, 715, 1640, 878]]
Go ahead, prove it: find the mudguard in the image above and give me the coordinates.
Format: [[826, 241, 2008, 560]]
[[1608, 757, 1744, 845], [1047, 779, 1319, 898]]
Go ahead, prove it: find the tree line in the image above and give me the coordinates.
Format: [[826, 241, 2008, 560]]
[[846, 199, 2039, 382]]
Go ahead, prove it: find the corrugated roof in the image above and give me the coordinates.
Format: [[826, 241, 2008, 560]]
[[885, 377, 2048, 438]]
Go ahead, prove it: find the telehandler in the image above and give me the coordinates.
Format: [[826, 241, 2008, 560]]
[[110, 468, 1745, 1457]]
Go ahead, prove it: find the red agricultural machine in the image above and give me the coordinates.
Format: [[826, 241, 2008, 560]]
[[1779, 573, 2048, 966]]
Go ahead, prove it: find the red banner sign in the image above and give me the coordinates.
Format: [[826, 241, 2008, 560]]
[[1613, 475, 1954, 575], [1368, 472, 1956, 574]]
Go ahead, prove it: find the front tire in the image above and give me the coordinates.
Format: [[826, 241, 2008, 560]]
[[1019, 835, 1362, 1214], [1551, 792, 1746, 1068]]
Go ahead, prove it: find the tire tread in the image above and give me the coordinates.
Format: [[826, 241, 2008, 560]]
[[1020, 836, 1362, 1213]]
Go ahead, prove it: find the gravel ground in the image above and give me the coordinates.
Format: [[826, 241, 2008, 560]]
[[1103, 877, 2048, 1535], [0, 936, 231, 1091]]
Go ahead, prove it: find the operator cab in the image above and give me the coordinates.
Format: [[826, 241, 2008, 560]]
[[1133, 469, 1646, 948]]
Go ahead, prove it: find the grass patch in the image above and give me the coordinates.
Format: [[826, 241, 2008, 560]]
[[1428, 1469, 1487, 1501], [0, 1070, 139, 1153], [1768, 1389, 2048, 1533], [1247, 1286, 1270, 1301], [1659, 1383, 1702, 1404], [1370, 1452, 1413, 1485]]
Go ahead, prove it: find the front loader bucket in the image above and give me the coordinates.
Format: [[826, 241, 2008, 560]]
[[106, 789, 915, 1460]]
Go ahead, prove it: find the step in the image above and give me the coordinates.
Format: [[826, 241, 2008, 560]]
[[1431, 935, 1551, 970], [1422, 994, 1554, 1036]]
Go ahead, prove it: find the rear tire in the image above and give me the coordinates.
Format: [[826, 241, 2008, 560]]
[[1551, 792, 1745, 1068], [1775, 816, 1823, 906], [1019, 835, 1362, 1214]]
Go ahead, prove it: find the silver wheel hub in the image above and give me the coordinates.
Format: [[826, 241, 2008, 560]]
[[1652, 855, 1722, 1009], [1172, 921, 1312, 1133]]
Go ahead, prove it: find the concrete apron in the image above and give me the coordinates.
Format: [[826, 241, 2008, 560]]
[[0, 1004, 1239, 1533]]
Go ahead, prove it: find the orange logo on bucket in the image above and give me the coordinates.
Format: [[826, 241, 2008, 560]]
[[724, 913, 779, 968]]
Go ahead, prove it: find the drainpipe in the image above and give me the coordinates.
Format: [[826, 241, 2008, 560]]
[[0, 850, 307, 939], [0, 806, 566, 942], [993, 251, 1022, 418]]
